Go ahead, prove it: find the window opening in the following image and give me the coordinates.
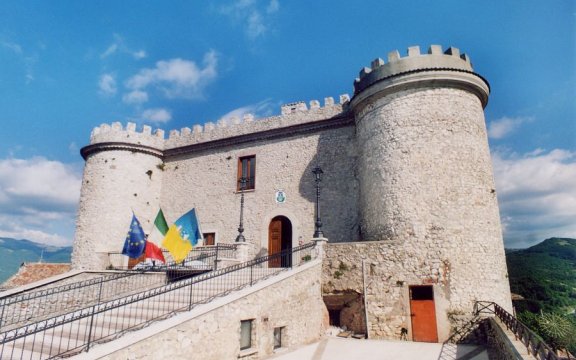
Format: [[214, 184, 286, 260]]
[[273, 327, 284, 349], [203, 232, 215, 246], [410, 285, 434, 300], [240, 319, 253, 350], [238, 155, 256, 190]]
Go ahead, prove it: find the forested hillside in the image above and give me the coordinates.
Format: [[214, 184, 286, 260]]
[[506, 237, 576, 354], [507, 237, 576, 314]]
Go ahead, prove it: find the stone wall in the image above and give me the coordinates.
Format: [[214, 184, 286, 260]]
[[350, 86, 513, 317], [323, 241, 511, 342], [74, 100, 357, 270], [95, 261, 327, 360], [72, 45, 513, 346], [160, 124, 358, 256], [73, 148, 164, 270]]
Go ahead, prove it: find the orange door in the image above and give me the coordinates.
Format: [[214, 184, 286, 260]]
[[409, 286, 438, 342], [268, 218, 282, 268]]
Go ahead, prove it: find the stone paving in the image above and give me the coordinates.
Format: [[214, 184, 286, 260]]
[[266, 338, 490, 360]]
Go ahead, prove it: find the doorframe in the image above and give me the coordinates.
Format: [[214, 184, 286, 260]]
[[268, 215, 293, 267], [260, 210, 300, 254], [408, 285, 439, 343]]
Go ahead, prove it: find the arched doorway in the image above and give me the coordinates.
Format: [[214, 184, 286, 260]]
[[268, 216, 292, 268]]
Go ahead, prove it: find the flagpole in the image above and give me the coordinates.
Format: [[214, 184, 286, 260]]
[[194, 208, 205, 246], [235, 177, 247, 242]]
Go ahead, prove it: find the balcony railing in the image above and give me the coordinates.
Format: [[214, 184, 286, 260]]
[[474, 301, 559, 360], [0, 242, 316, 360], [0, 244, 236, 331]]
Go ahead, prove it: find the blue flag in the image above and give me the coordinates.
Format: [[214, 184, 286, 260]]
[[121, 214, 146, 258], [174, 208, 203, 246]]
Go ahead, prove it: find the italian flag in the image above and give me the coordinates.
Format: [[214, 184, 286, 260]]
[[145, 209, 168, 263]]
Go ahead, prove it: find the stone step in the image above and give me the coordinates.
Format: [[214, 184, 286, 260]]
[[0, 265, 289, 359], [1, 344, 45, 360], [5, 332, 86, 360], [493, 318, 535, 359]]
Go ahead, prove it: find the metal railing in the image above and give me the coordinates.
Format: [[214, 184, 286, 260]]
[[0, 242, 316, 359], [474, 301, 559, 360], [0, 244, 236, 331], [107, 243, 237, 271]]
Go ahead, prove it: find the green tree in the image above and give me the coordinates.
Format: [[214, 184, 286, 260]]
[[537, 312, 576, 358]]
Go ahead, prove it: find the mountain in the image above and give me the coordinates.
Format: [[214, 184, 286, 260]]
[[506, 237, 576, 314], [0, 237, 72, 284]]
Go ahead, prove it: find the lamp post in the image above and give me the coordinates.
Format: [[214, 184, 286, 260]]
[[312, 166, 324, 238], [235, 177, 247, 242]]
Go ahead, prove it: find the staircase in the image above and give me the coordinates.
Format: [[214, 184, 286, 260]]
[[0, 243, 316, 360], [474, 301, 560, 360], [0, 245, 226, 332]]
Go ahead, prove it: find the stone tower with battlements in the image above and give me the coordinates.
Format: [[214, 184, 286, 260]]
[[73, 45, 512, 341]]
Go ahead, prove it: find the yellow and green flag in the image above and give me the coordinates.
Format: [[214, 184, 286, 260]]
[[161, 208, 203, 263], [162, 224, 193, 263]]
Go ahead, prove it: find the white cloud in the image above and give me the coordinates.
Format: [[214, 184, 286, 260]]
[[133, 50, 147, 60], [488, 116, 531, 139], [0, 157, 82, 246], [0, 157, 81, 206], [125, 51, 218, 99], [98, 73, 117, 96], [0, 216, 71, 247], [267, 0, 279, 13], [100, 43, 118, 59], [247, 12, 266, 39], [100, 34, 146, 60], [492, 149, 576, 248], [219, 0, 279, 40], [141, 108, 172, 123], [1, 40, 23, 54], [123, 90, 149, 104], [2, 40, 38, 83], [68, 142, 79, 155], [217, 99, 278, 123]]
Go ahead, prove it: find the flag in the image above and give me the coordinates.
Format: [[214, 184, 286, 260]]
[[145, 241, 166, 263], [122, 214, 146, 259], [175, 208, 203, 246], [148, 209, 169, 246], [162, 224, 193, 263], [161, 208, 203, 262]]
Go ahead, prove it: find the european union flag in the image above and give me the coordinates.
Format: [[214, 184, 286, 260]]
[[121, 214, 146, 259]]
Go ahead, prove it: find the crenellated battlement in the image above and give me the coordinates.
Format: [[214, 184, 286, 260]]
[[352, 45, 490, 108], [89, 121, 166, 151], [353, 45, 475, 93], [86, 94, 351, 153], [75, 45, 513, 340], [165, 95, 349, 148]]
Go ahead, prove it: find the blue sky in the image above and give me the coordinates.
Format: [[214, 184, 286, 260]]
[[0, 0, 573, 248]]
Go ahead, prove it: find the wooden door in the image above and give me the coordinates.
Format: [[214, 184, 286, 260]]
[[268, 218, 282, 268], [409, 286, 438, 342]]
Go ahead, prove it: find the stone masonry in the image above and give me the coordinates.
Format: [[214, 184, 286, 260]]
[[73, 45, 512, 343], [97, 261, 327, 360]]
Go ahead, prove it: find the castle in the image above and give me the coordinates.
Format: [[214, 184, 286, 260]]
[[72, 45, 512, 344]]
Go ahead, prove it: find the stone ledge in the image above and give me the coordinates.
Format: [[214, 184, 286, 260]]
[[74, 259, 322, 360], [238, 348, 258, 358]]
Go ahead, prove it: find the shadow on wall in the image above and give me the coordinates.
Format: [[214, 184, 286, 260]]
[[297, 122, 361, 243]]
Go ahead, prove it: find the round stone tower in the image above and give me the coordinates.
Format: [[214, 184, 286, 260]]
[[72, 122, 165, 270], [350, 45, 512, 311]]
